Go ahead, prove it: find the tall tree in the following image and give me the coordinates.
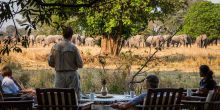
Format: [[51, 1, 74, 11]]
[[78, 0, 187, 55], [181, 1, 220, 39]]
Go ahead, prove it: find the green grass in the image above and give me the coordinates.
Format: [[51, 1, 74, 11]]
[[4, 62, 220, 94]]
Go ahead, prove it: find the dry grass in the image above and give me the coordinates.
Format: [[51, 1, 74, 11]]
[[1, 44, 220, 74]]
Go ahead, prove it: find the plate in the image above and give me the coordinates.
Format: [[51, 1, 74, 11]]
[[96, 94, 113, 98]]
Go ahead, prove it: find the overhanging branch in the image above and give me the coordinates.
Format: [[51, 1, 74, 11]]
[[35, 0, 102, 8]]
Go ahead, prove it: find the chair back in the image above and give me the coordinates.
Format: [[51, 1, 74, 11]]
[[0, 100, 33, 110], [205, 87, 220, 110], [36, 88, 78, 110], [142, 88, 184, 110]]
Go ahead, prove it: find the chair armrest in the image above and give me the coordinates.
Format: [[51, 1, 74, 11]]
[[181, 100, 220, 109], [205, 101, 220, 104], [79, 101, 94, 107], [78, 102, 93, 110], [181, 100, 206, 105], [183, 96, 206, 101], [3, 93, 22, 97], [0, 100, 34, 104], [136, 105, 145, 108], [136, 104, 183, 108], [3, 97, 23, 101]]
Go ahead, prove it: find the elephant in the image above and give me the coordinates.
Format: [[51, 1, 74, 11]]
[[208, 38, 218, 46], [171, 34, 192, 47], [36, 35, 46, 46], [185, 35, 192, 47], [43, 35, 63, 47], [122, 39, 129, 47], [77, 35, 85, 46], [127, 35, 145, 48], [84, 36, 101, 46], [28, 35, 35, 46], [145, 35, 165, 49], [162, 35, 172, 47], [84, 37, 96, 46], [71, 34, 85, 46], [196, 34, 208, 48], [71, 34, 79, 44], [0, 35, 19, 44]]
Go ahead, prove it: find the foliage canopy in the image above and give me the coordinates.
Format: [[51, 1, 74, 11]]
[[0, 0, 187, 55], [181, 1, 220, 39]]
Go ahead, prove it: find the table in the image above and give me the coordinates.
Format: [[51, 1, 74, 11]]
[[80, 94, 135, 110]]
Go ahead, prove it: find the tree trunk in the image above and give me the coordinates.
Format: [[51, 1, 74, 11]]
[[101, 35, 111, 55], [101, 35, 122, 56], [101, 3, 124, 56]]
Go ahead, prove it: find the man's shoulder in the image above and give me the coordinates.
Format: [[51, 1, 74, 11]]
[[54, 41, 78, 51]]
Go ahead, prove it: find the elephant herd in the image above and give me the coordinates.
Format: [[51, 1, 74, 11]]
[[26, 34, 100, 47], [125, 34, 191, 48], [0, 34, 217, 48], [125, 34, 218, 49]]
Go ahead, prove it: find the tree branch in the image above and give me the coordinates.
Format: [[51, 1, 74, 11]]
[[35, 0, 102, 8], [129, 24, 183, 88]]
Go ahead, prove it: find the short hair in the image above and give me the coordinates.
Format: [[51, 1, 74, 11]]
[[63, 27, 73, 39], [146, 75, 159, 88], [1, 66, 12, 77]]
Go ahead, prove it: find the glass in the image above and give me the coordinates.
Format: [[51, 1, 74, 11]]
[[187, 89, 192, 96], [90, 92, 95, 100], [124, 92, 129, 97], [130, 91, 135, 98]]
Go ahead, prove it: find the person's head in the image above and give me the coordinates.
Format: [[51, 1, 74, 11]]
[[63, 26, 73, 39], [145, 75, 159, 89], [199, 65, 213, 79], [1, 66, 12, 77]]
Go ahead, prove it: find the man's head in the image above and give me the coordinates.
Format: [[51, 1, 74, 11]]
[[145, 75, 159, 88], [1, 66, 12, 77], [63, 27, 73, 39]]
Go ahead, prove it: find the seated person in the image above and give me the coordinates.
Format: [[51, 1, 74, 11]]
[[195, 65, 217, 96], [111, 74, 159, 109], [1, 65, 35, 95]]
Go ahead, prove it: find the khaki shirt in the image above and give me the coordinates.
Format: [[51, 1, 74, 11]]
[[48, 39, 83, 71]]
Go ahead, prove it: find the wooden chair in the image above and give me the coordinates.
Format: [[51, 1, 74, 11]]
[[182, 86, 220, 110], [136, 88, 184, 110], [0, 100, 34, 110], [36, 88, 93, 110]]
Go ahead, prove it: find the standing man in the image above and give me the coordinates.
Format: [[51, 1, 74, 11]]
[[48, 27, 83, 99]]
